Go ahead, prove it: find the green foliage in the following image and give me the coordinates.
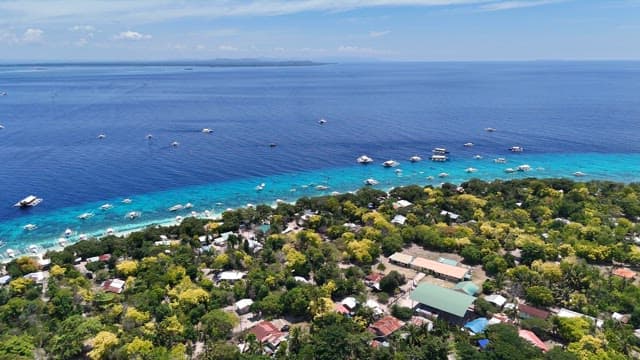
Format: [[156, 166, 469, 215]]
[[379, 270, 406, 294]]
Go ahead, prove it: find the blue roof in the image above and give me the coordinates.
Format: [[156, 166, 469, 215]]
[[478, 339, 490, 349], [465, 317, 489, 334]]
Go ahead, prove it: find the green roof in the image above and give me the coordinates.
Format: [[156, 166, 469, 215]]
[[438, 257, 458, 266], [410, 283, 476, 318], [454, 281, 480, 296]]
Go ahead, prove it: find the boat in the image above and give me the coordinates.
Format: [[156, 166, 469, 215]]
[[517, 164, 531, 172], [97, 134, 106, 139], [190, 211, 197, 217], [438, 173, 449, 178], [504, 168, 516, 173], [100, 203, 113, 211], [171, 141, 180, 147], [382, 160, 399, 168], [432, 147, 449, 154], [64, 228, 73, 237], [126, 211, 141, 220], [202, 128, 213, 133], [494, 157, 507, 164], [23, 224, 38, 231], [14, 195, 43, 208], [146, 134, 153, 140], [6, 249, 15, 258], [464, 142, 474, 147], [78, 233, 88, 241], [573, 171, 586, 177], [318, 118, 327, 125], [58, 238, 68, 247], [169, 204, 184, 212], [28, 245, 38, 254], [426, 176, 434, 180], [509, 146, 524, 153], [106, 228, 115, 236], [269, 143, 277, 148], [364, 178, 379, 186], [465, 167, 477, 173], [78, 212, 94, 220], [473, 155, 483, 159], [175, 216, 183, 222], [255, 183, 266, 191], [357, 155, 374, 164], [0, 124, 4, 129], [430, 155, 448, 162], [0, 91, 7, 96], [485, 127, 496, 132], [395, 169, 402, 174], [315, 185, 329, 191], [409, 155, 422, 162], [122, 198, 132, 204], [184, 202, 193, 209]]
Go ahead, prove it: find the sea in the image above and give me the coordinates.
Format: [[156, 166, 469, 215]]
[[1, 61, 639, 257]]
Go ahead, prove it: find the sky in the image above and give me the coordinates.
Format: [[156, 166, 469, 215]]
[[0, 0, 639, 62]]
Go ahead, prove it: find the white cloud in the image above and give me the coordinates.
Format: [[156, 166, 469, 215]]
[[338, 45, 386, 55], [114, 30, 152, 40], [22, 28, 43, 43], [218, 44, 238, 51], [70, 25, 95, 32], [480, 0, 565, 11], [369, 30, 391, 38]]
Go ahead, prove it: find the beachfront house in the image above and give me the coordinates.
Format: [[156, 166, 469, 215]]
[[410, 283, 476, 324]]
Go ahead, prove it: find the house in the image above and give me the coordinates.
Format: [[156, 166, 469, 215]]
[[87, 253, 111, 263], [341, 297, 358, 311], [612, 267, 636, 280], [518, 304, 550, 320], [409, 316, 434, 331], [248, 321, 288, 352], [556, 308, 603, 328], [454, 281, 480, 296], [23, 271, 45, 284], [102, 279, 125, 294], [393, 200, 413, 209], [365, 299, 384, 316], [369, 316, 404, 338], [410, 283, 476, 324], [388, 252, 414, 267], [235, 299, 254, 315], [518, 329, 548, 352], [334, 303, 350, 315], [213, 231, 235, 246], [0, 275, 11, 286], [410, 256, 469, 282], [612, 312, 631, 324], [464, 317, 489, 334], [391, 215, 407, 225], [438, 257, 458, 266], [365, 273, 384, 291], [485, 294, 507, 308], [440, 210, 461, 222], [216, 271, 246, 283]]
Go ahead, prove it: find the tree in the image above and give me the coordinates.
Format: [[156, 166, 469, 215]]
[[380, 271, 406, 294], [46, 315, 103, 359], [554, 316, 592, 343], [525, 286, 554, 307], [391, 305, 413, 321], [198, 341, 240, 360], [0, 335, 34, 358], [201, 309, 239, 341], [125, 337, 154, 360], [87, 331, 119, 360]]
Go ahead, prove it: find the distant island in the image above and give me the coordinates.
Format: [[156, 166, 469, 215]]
[[0, 59, 328, 68]]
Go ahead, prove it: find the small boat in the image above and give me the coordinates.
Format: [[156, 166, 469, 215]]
[[573, 171, 586, 177], [171, 141, 180, 147], [382, 160, 399, 168], [14, 195, 43, 208], [504, 168, 516, 173], [58, 238, 68, 247], [78, 233, 88, 241], [432, 147, 449, 154], [122, 198, 132, 204], [202, 128, 213, 133], [97, 134, 106, 139], [426, 176, 434, 180], [23, 224, 37, 231], [438, 172, 449, 178], [0, 91, 7, 96], [318, 118, 327, 125], [175, 216, 183, 223], [409, 155, 422, 162], [485, 127, 496, 132], [316, 185, 329, 191], [269, 143, 277, 148], [430, 155, 448, 162], [28, 245, 38, 254], [190, 211, 197, 217], [246, 204, 255, 208], [255, 183, 266, 191], [357, 155, 374, 164], [126, 211, 141, 220], [494, 158, 507, 164], [465, 167, 477, 173], [464, 142, 474, 147], [184, 202, 193, 209], [169, 204, 184, 212], [517, 164, 531, 172], [509, 146, 524, 153], [330, 191, 341, 196], [100, 203, 113, 211], [6, 249, 15, 258], [395, 169, 402, 174], [146, 134, 153, 140], [64, 228, 73, 237], [0, 124, 4, 129], [364, 178, 379, 186], [78, 212, 94, 220], [204, 210, 212, 216], [106, 228, 115, 236], [473, 155, 483, 160]]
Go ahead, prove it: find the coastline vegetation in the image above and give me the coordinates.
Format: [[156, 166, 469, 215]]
[[1, 178, 640, 359]]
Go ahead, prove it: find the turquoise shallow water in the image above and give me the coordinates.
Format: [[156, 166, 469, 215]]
[[1, 151, 638, 257]]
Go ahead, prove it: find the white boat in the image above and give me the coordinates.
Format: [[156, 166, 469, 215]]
[[100, 203, 113, 210], [509, 146, 524, 153], [330, 191, 341, 196], [517, 164, 531, 172], [409, 155, 422, 162], [122, 198, 132, 204], [97, 134, 106, 139], [6, 249, 15, 258], [126, 211, 141, 220], [432, 147, 449, 154], [146, 134, 153, 140], [318, 118, 327, 125], [485, 127, 496, 132], [169, 204, 184, 212], [256, 183, 266, 191], [28, 245, 38, 254], [184, 202, 193, 209], [78, 212, 94, 220], [473, 155, 483, 159], [64, 228, 73, 237], [175, 216, 183, 222], [106, 228, 115, 236], [14, 195, 43, 208], [0, 124, 4, 129], [78, 233, 88, 241], [357, 155, 374, 164], [382, 160, 399, 168], [395, 169, 402, 174], [430, 155, 448, 162], [465, 167, 477, 173], [23, 224, 38, 231], [190, 211, 197, 217], [58, 238, 68, 247], [171, 141, 180, 147], [438, 172, 449, 178], [316, 185, 329, 191], [204, 210, 212, 217], [494, 158, 507, 164], [504, 168, 516, 173], [0, 91, 6, 96], [464, 142, 474, 147], [364, 178, 379, 186], [573, 171, 586, 177], [202, 128, 213, 133]]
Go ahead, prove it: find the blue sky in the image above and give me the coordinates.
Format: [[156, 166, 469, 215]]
[[0, 0, 639, 61]]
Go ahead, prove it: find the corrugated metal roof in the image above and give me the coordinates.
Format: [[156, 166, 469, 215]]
[[389, 252, 414, 265], [410, 257, 469, 280], [410, 283, 475, 318]]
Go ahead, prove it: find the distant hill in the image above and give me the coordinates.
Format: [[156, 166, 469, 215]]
[[0, 59, 329, 67]]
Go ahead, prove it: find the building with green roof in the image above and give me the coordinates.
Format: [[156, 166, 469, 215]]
[[410, 283, 476, 324], [454, 281, 480, 296]]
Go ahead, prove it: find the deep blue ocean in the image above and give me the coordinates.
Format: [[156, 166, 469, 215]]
[[1, 61, 640, 256]]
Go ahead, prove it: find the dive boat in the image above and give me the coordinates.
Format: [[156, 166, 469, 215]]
[[184, 203, 193, 209], [364, 178, 379, 186], [315, 185, 329, 191], [318, 118, 327, 125], [106, 228, 115, 236], [169, 204, 184, 212], [58, 238, 68, 247], [78, 212, 94, 220], [6, 249, 15, 258], [432, 147, 449, 154], [28, 245, 38, 254], [100, 203, 113, 210], [357, 155, 374, 164], [438, 172, 449, 178], [122, 198, 132, 204], [473, 155, 483, 160], [97, 134, 106, 139], [171, 141, 180, 147], [494, 158, 507, 164], [146, 134, 153, 140], [256, 183, 266, 191], [409, 155, 422, 162], [78, 234, 88, 241], [465, 167, 477, 173], [463, 142, 474, 147], [517, 164, 531, 172], [64, 228, 73, 237], [509, 146, 524, 153], [126, 211, 141, 220], [23, 224, 38, 231], [14, 195, 43, 208], [573, 171, 586, 177], [430, 155, 448, 162], [202, 128, 213, 133], [382, 160, 399, 168], [484, 127, 496, 132], [504, 168, 516, 173]]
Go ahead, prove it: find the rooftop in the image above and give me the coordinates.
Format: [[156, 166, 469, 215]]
[[370, 316, 405, 337], [410, 256, 469, 280], [518, 304, 550, 319], [389, 252, 414, 265], [410, 283, 476, 318], [612, 267, 636, 279], [518, 329, 548, 352]]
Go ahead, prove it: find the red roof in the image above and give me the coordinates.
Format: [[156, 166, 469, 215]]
[[366, 273, 384, 283], [518, 329, 548, 352], [250, 321, 279, 342], [334, 303, 350, 315], [518, 304, 550, 319], [612, 267, 636, 279], [370, 316, 405, 337], [102, 279, 125, 294], [98, 254, 112, 262]]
